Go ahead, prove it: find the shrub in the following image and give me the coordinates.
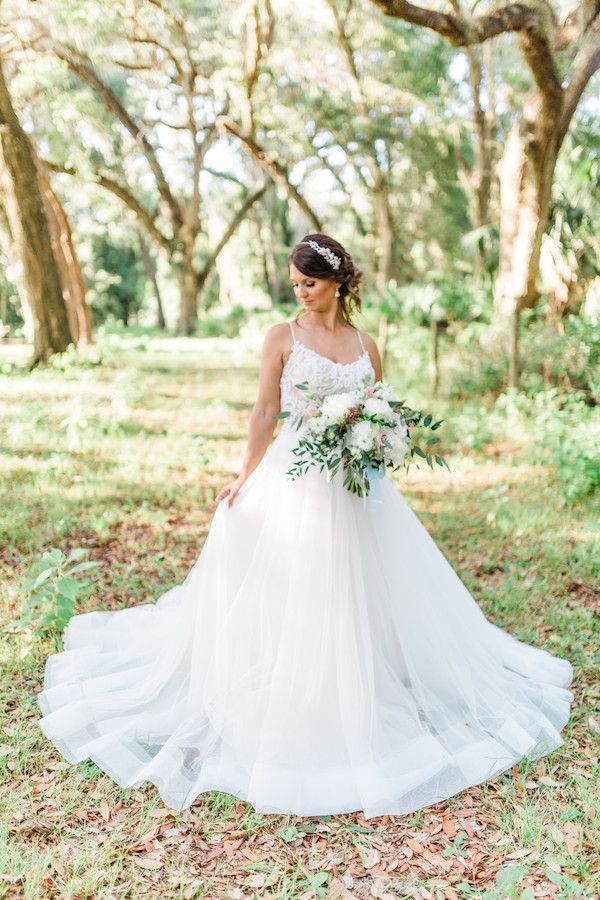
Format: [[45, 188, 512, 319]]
[[15, 548, 99, 635]]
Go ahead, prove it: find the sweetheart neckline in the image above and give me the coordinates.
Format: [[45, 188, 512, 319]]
[[286, 340, 371, 370]]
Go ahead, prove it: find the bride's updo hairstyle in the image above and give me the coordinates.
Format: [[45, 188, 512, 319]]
[[288, 233, 363, 325]]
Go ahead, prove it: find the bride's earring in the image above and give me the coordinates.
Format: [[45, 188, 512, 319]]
[[335, 287, 340, 298]]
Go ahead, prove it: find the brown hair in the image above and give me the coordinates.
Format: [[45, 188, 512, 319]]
[[288, 233, 363, 325]]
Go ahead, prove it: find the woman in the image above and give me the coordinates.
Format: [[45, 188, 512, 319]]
[[37, 233, 574, 818]]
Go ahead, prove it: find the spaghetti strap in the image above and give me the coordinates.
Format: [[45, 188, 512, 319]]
[[355, 328, 365, 352], [288, 321, 297, 343]]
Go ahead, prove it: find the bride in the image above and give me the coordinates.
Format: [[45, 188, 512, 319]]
[[37, 233, 574, 818]]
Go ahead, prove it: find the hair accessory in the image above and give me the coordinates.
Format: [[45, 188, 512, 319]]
[[298, 240, 342, 271]]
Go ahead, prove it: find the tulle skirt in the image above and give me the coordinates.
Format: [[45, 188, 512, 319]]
[[36, 424, 574, 817]]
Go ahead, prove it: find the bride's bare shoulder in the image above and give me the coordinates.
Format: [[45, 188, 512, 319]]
[[266, 321, 293, 335], [261, 322, 294, 364], [357, 329, 378, 353], [264, 322, 293, 346], [356, 328, 383, 380]]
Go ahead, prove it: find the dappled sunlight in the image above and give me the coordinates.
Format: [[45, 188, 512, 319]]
[[1, 341, 598, 896]]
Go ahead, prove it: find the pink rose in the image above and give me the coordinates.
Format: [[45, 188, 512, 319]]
[[305, 405, 318, 417], [367, 387, 374, 397]]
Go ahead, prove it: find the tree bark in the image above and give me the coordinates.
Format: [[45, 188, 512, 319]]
[[0, 59, 71, 365], [38, 172, 92, 346], [138, 230, 166, 329], [430, 317, 440, 395], [373, 183, 394, 365], [174, 226, 199, 336]]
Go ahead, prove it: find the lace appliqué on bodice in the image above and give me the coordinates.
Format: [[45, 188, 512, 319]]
[[279, 323, 375, 429]]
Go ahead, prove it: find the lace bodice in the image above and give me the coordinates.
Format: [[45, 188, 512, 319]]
[[279, 321, 375, 428]]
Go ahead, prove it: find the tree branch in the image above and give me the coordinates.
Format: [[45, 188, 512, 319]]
[[47, 38, 183, 232], [371, 1, 564, 112], [558, 12, 600, 146], [371, 0, 552, 45], [43, 159, 172, 252], [216, 115, 321, 230], [196, 183, 267, 290]]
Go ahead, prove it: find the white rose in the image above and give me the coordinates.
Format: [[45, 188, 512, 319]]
[[383, 428, 408, 467], [320, 391, 357, 423], [363, 397, 393, 418], [345, 419, 376, 455], [307, 416, 328, 438], [373, 381, 396, 402]]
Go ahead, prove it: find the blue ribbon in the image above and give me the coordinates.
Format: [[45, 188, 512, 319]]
[[364, 461, 385, 510]]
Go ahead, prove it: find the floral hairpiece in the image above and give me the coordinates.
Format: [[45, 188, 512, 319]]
[[298, 240, 342, 271]]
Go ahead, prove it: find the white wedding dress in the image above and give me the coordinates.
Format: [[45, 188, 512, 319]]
[[37, 322, 574, 818]]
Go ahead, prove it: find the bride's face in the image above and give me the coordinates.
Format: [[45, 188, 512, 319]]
[[289, 263, 338, 310]]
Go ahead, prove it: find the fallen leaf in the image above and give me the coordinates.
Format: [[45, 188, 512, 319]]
[[327, 877, 356, 899], [362, 848, 380, 869], [562, 822, 580, 854], [406, 838, 424, 855], [132, 856, 163, 870], [506, 848, 535, 859]]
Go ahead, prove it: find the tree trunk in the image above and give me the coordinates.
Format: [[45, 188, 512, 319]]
[[258, 215, 278, 307], [508, 306, 519, 391], [138, 230, 166, 329], [174, 227, 199, 336], [463, 43, 494, 274], [38, 172, 92, 346], [494, 94, 561, 387], [373, 186, 394, 367], [494, 114, 559, 314], [0, 60, 71, 365], [176, 267, 198, 335], [430, 318, 440, 395]]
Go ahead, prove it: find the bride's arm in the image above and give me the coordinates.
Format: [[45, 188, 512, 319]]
[[361, 331, 383, 382], [216, 324, 286, 507]]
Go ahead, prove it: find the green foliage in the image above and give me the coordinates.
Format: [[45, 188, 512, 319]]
[[46, 342, 104, 372], [519, 316, 600, 400], [197, 305, 253, 338], [15, 548, 99, 635], [445, 400, 499, 452], [524, 390, 600, 501], [373, 278, 492, 326], [444, 320, 509, 399], [447, 388, 600, 501], [441, 313, 599, 402], [542, 123, 600, 308], [88, 236, 146, 326]]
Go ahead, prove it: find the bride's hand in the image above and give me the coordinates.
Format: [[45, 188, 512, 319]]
[[216, 474, 247, 507]]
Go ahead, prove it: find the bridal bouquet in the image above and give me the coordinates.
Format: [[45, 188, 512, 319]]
[[278, 379, 449, 499]]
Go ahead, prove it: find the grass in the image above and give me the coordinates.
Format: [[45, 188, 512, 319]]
[[0, 327, 598, 899]]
